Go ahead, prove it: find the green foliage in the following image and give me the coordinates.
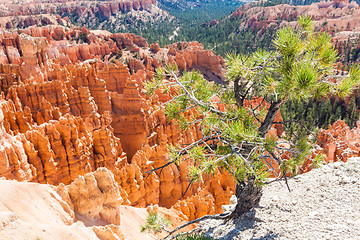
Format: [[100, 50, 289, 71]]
[[225, 17, 360, 115], [140, 211, 171, 233], [160, 0, 244, 26], [281, 92, 360, 134], [338, 65, 360, 98], [282, 137, 312, 175], [187, 165, 203, 182], [312, 153, 326, 168], [175, 233, 213, 240], [76, 31, 89, 44], [268, 24, 339, 101], [146, 66, 270, 184], [144, 68, 165, 96], [175, 14, 278, 57]]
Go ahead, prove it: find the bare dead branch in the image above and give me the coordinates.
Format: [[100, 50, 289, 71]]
[[180, 179, 194, 200], [163, 212, 232, 240]]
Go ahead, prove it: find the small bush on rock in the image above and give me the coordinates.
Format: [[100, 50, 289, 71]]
[[175, 233, 212, 240]]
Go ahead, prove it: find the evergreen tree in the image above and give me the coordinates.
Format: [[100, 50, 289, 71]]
[[144, 17, 360, 239]]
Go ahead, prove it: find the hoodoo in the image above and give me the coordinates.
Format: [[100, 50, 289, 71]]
[[0, 0, 359, 239]]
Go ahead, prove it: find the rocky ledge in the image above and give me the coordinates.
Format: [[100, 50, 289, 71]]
[[196, 157, 360, 240]]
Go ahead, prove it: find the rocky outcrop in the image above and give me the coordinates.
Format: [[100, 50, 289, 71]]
[[59, 0, 157, 19], [0, 103, 34, 182], [316, 119, 360, 163], [1, 15, 64, 30], [294, 120, 360, 175], [167, 42, 226, 83], [174, 189, 216, 220], [173, 171, 235, 220], [0, 179, 99, 240], [196, 157, 360, 240], [0, 96, 126, 185], [67, 168, 124, 225], [232, 0, 360, 46]]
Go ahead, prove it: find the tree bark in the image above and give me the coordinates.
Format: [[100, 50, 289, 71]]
[[231, 177, 262, 218], [234, 77, 244, 106], [258, 100, 284, 137]]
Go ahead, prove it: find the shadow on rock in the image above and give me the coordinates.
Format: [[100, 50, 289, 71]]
[[200, 209, 279, 240]]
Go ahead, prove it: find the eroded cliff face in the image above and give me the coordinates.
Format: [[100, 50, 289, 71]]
[[0, 0, 157, 17], [0, 0, 168, 33], [0, 25, 236, 220], [232, 0, 360, 50]]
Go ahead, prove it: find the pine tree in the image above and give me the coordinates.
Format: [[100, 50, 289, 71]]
[[144, 16, 360, 239]]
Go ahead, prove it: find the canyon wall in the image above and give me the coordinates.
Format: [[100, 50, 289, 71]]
[[0, 0, 157, 17], [232, 0, 360, 46], [0, 25, 234, 220], [0, 0, 164, 31]]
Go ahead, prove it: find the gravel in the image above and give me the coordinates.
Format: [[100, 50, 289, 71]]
[[196, 158, 360, 240]]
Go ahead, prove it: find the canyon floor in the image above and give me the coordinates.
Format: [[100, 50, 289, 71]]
[[196, 158, 360, 240]]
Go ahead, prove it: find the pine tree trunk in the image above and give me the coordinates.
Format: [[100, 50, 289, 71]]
[[231, 178, 262, 218], [258, 100, 284, 138]]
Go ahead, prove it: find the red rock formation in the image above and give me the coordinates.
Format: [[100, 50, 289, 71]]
[[150, 42, 160, 53], [167, 42, 226, 83], [290, 119, 360, 175], [0, 0, 157, 18], [0, 25, 233, 221], [173, 189, 216, 220], [316, 119, 360, 163], [0, 102, 34, 182], [67, 167, 124, 225], [231, 0, 360, 46]]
